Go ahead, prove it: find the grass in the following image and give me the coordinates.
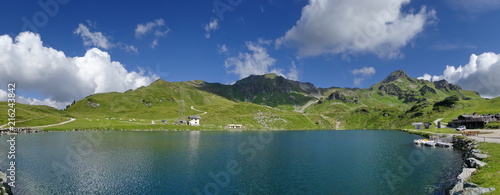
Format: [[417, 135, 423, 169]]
[[2, 73, 500, 132], [413, 128, 462, 134], [0, 102, 72, 127], [470, 142, 500, 194]]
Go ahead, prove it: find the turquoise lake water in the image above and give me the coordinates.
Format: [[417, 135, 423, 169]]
[[0, 130, 463, 194]]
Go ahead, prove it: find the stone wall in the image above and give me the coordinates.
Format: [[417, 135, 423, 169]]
[[449, 136, 495, 195]]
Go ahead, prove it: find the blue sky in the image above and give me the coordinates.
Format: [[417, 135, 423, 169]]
[[1, 0, 500, 108]]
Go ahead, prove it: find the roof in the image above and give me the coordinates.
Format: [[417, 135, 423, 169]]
[[188, 115, 201, 119]]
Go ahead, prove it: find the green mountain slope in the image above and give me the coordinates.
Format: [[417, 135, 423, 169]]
[[198, 73, 321, 108], [59, 78, 330, 130], [2, 69, 498, 131], [0, 103, 72, 127], [305, 70, 486, 129]]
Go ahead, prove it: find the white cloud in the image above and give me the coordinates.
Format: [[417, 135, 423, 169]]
[[116, 42, 139, 53], [276, 0, 436, 59], [0, 89, 70, 109], [417, 73, 441, 81], [204, 19, 220, 39], [420, 52, 500, 98], [74, 23, 113, 49], [135, 19, 165, 38], [225, 41, 276, 79], [135, 19, 170, 48], [0, 90, 6, 101], [0, 32, 158, 109], [353, 78, 364, 87], [218, 44, 229, 54], [352, 66, 376, 76], [74, 23, 138, 53], [224, 41, 300, 80], [286, 62, 300, 81], [417, 73, 432, 81], [352, 67, 375, 87]]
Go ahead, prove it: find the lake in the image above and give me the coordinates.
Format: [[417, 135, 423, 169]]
[[0, 130, 463, 194]]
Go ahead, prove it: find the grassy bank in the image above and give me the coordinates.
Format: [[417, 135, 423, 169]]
[[470, 142, 500, 194]]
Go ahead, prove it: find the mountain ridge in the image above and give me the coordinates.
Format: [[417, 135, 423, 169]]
[[3, 69, 497, 131]]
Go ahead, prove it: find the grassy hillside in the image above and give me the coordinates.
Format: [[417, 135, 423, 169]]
[[304, 70, 490, 129], [52, 79, 331, 130], [3, 70, 499, 131], [0, 103, 72, 127]]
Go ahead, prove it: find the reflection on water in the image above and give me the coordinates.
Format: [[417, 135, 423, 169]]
[[0, 130, 463, 194], [187, 131, 200, 177]]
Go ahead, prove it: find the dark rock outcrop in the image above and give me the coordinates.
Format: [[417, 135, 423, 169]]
[[434, 79, 462, 92]]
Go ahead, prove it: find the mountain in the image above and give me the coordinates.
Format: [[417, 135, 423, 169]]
[[3, 69, 497, 131], [305, 70, 485, 129], [60, 77, 332, 130], [197, 73, 322, 108], [367, 70, 465, 103]]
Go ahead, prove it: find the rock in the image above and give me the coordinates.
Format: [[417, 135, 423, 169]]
[[473, 153, 490, 160], [462, 182, 495, 195], [450, 180, 465, 195], [458, 168, 477, 180], [465, 158, 488, 169], [471, 149, 482, 153], [450, 168, 477, 195], [0, 171, 6, 183]]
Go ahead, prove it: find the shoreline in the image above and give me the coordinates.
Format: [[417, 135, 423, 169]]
[[402, 129, 497, 194], [0, 170, 12, 195]]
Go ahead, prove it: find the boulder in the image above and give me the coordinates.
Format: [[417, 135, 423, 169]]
[[458, 168, 476, 180], [473, 153, 490, 160], [462, 182, 495, 195], [471, 149, 482, 153], [465, 158, 488, 169]]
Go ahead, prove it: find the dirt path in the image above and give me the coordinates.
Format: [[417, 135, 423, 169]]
[[191, 106, 208, 115], [296, 100, 318, 113], [0, 114, 50, 128], [28, 118, 76, 128]]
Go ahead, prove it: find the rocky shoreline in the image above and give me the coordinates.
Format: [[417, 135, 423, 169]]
[[401, 129, 496, 194], [449, 136, 495, 195], [0, 170, 12, 195], [0, 127, 43, 135]]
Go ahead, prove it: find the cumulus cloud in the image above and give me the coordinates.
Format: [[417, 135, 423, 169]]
[[225, 41, 276, 79], [224, 40, 300, 80], [74, 23, 138, 53], [352, 66, 376, 87], [74, 23, 113, 49], [135, 19, 170, 48], [0, 32, 158, 109], [417, 73, 440, 81], [419, 52, 500, 98], [276, 0, 436, 59], [0, 90, 6, 101], [352, 66, 376, 76], [204, 19, 220, 39]]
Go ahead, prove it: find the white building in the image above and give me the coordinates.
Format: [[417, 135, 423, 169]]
[[188, 115, 201, 126], [227, 124, 243, 129]]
